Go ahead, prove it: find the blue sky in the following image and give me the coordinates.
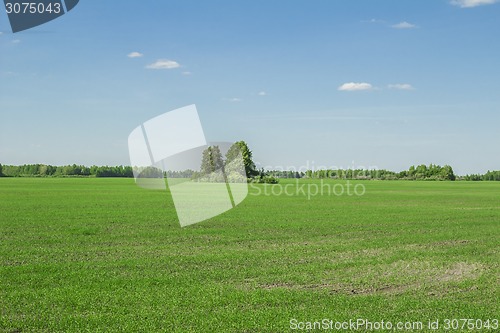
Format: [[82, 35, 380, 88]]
[[1, 0, 499, 175]]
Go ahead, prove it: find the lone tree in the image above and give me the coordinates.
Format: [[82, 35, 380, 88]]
[[200, 145, 224, 175], [226, 141, 257, 178]]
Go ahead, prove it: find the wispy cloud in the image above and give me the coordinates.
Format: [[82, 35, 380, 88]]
[[127, 52, 143, 58], [182, 71, 192, 76], [388, 83, 414, 90], [338, 82, 373, 91], [258, 91, 268, 96], [362, 18, 386, 24], [146, 59, 181, 69], [223, 97, 242, 102], [451, 0, 498, 7], [391, 21, 417, 29], [12, 39, 21, 44], [362, 19, 418, 29]]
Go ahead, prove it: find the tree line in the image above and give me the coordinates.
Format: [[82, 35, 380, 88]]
[[293, 164, 456, 181], [264, 164, 498, 181], [1, 149, 499, 182], [0, 164, 134, 178], [461, 170, 500, 181]]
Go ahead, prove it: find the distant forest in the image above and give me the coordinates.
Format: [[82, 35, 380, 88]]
[[1, 163, 500, 181], [0, 164, 135, 178]]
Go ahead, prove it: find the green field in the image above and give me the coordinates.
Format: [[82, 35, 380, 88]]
[[0, 178, 499, 332]]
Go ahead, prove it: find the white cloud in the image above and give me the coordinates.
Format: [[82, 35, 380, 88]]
[[391, 21, 417, 29], [258, 91, 267, 96], [127, 52, 143, 58], [388, 83, 414, 90], [338, 82, 373, 91], [182, 71, 192, 75], [451, 0, 498, 7], [12, 39, 21, 44], [223, 98, 242, 102], [146, 59, 181, 69], [362, 18, 386, 24]]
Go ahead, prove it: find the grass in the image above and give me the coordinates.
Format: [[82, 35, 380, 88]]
[[0, 178, 499, 332]]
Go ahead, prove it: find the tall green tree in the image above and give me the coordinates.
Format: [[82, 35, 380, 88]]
[[226, 141, 257, 178], [0, 163, 3, 176], [441, 165, 456, 181], [200, 145, 224, 174]]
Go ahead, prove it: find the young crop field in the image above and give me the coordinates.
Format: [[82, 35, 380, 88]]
[[0, 178, 499, 332]]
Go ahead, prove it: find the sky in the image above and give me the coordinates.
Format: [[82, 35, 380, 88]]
[[1, 0, 500, 175]]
